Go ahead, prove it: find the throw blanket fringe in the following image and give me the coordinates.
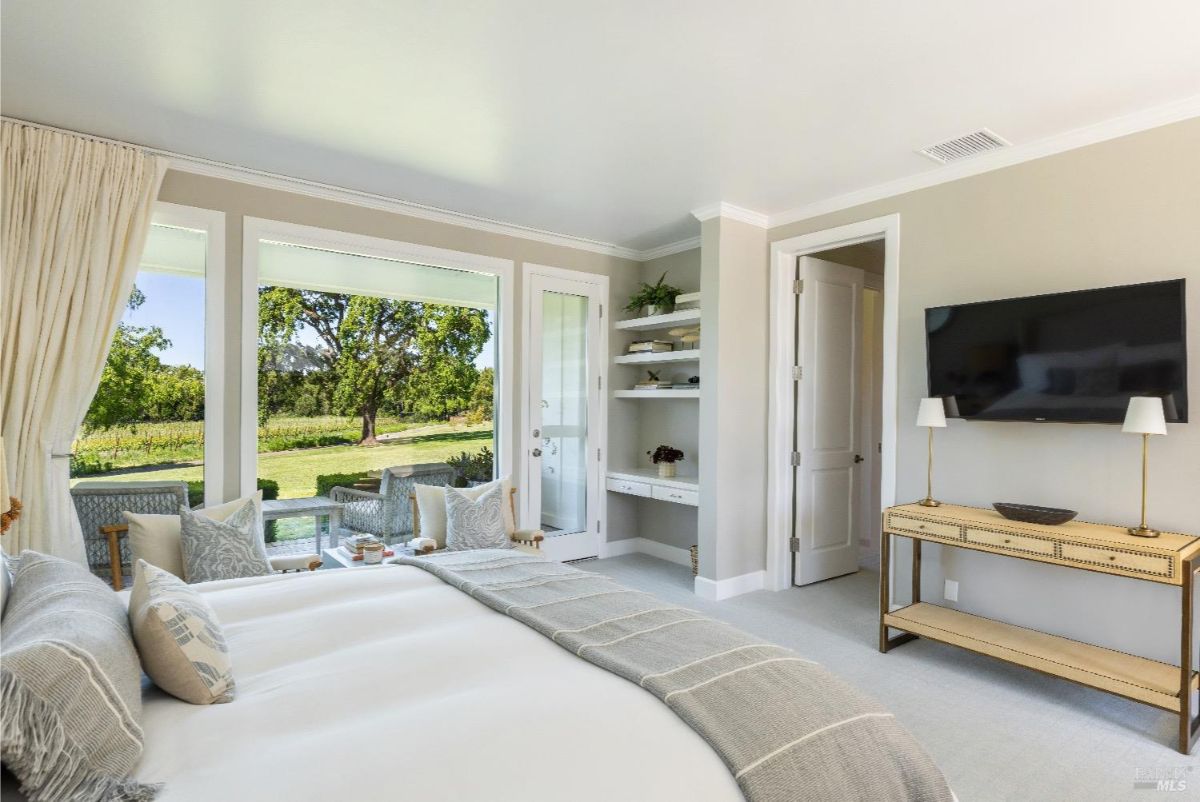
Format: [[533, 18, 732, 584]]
[[0, 671, 162, 802], [392, 550, 952, 802]]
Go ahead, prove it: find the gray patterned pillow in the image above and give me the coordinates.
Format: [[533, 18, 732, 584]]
[[1, 551, 159, 801], [445, 484, 512, 551], [130, 560, 236, 704], [179, 500, 271, 583]]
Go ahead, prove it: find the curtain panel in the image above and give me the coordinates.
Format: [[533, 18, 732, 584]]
[[1, 121, 167, 561]]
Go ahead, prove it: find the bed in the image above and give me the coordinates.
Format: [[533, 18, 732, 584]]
[[4, 553, 951, 800]]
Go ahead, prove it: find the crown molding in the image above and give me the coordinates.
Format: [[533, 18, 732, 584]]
[[636, 236, 702, 261], [767, 94, 1200, 230], [691, 202, 769, 228]]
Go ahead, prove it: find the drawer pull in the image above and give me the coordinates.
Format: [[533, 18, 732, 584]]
[[1109, 555, 1117, 561], [918, 524, 926, 530], [1004, 539, 1011, 544]]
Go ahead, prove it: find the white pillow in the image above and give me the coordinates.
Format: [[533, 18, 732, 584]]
[[414, 477, 514, 549], [124, 490, 264, 579]]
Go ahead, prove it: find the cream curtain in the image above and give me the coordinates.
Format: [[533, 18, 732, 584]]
[[1, 121, 167, 562]]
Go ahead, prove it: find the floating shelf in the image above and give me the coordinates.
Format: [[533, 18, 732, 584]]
[[613, 389, 700, 399], [614, 349, 701, 365], [614, 308, 701, 332]]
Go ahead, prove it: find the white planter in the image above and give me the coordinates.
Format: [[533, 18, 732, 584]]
[[657, 462, 677, 479], [643, 303, 675, 317]]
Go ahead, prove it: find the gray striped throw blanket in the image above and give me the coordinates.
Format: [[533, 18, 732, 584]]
[[392, 550, 952, 802]]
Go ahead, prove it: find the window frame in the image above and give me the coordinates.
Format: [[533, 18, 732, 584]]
[[239, 217, 515, 497]]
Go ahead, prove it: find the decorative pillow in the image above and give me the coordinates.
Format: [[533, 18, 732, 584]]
[[126, 490, 264, 579], [0, 551, 159, 801], [0, 548, 11, 618], [129, 560, 235, 705], [415, 477, 515, 549], [179, 500, 271, 583], [445, 484, 512, 552]]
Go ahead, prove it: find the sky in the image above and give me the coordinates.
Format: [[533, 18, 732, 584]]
[[123, 271, 496, 370]]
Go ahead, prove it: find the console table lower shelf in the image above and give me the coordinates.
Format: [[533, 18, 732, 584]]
[[879, 502, 1200, 754]]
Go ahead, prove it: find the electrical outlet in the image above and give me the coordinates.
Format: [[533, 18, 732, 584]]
[[943, 579, 959, 603]]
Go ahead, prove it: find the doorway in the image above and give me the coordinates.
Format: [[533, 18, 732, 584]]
[[765, 215, 900, 592], [521, 265, 607, 561]]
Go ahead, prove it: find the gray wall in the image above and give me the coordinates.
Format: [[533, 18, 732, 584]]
[[769, 117, 1200, 663]]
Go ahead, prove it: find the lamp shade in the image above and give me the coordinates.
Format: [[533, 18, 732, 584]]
[[1122, 397, 1167, 436], [916, 398, 947, 428]]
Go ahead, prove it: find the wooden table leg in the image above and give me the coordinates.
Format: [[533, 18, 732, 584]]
[[912, 539, 922, 605], [879, 526, 891, 652], [1181, 556, 1196, 754]]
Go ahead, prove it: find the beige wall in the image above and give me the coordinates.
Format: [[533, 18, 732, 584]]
[[770, 117, 1200, 662], [157, 170, 641, 505]]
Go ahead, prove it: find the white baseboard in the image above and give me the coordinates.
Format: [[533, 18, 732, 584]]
[[600, 537, 691, 567], [693, 570, 766, 601]]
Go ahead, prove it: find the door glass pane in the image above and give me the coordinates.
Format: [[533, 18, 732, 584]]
[[539, 291, 588, 534]]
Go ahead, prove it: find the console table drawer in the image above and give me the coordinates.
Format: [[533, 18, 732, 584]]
[[887, 514, 961, 541], [651, 485, 699, 506], [606, 478, 652, 497], [965, 528, 1056, 557], [1059, 543, 1172, 579]]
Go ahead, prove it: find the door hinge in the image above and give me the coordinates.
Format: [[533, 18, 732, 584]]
[[789, 536, 800, 553], [596, 447, 602, 462], [596, 519, 601, 533], [790, 452, 802, 467], [793, 279, 804, 294], [599, 303, 604, 318], [598, 375, 603, 390], [791, 365, 802, 380]]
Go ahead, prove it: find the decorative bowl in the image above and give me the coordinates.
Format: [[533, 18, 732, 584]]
[[992, 502, 1077, 526]]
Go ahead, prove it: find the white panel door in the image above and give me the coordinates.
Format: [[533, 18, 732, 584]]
[[523, 273, 604, 561], [793, 257, 864, 585]]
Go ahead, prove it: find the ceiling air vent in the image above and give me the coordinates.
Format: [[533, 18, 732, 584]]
[[918, 129, 1010, 164]]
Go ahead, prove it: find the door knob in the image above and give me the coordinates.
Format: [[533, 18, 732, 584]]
[[532, 448, 543, 457], [853, 454, 864, 463]]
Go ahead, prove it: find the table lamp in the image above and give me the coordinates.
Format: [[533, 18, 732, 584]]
[[1122, 396, 1167, 538], [916, 398, 947, 507]]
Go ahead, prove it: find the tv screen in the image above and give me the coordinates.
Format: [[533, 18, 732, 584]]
[[925, 279, 1187, 423]]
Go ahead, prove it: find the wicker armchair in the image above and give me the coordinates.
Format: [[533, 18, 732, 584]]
[[71, 480, 189, 587], [329, 463, 457, 544]]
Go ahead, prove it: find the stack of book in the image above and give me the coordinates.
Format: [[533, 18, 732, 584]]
[[633, 379, 673, 390], [627, 340, 673, 354], [339, 534, 393, 561]]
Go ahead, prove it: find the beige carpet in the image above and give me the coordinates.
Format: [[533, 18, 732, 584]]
[[580, 554, 1200, 802]]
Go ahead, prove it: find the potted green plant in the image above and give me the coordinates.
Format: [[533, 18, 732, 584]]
[[624, 271, 682, 317], [647, 445, 684, 478]]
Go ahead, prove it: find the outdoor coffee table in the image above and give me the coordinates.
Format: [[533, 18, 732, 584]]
[[262, 496, 344, 552]]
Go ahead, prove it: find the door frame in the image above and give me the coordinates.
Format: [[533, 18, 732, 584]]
[[240, 217, 515, 496], [859, 273, 885, 566], [519, 263, 609, 554], [765, 214, 900, 591]]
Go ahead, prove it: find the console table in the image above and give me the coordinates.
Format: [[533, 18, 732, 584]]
[[879, 502, 1200, 754]]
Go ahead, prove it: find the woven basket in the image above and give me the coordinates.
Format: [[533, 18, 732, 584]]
[[689, 545, 698, 576]]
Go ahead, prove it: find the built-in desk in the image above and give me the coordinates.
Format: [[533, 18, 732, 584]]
[[879, 502, 1200, 754]]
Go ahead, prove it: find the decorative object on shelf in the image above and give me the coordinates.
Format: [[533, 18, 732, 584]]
[[634, 370, 671, 390], [1122, 396, 1167, 538], [668, 326, 701, 350], [689, 545, 698, 576], [648, 445, 684, 478], [623, 271, 682, 317], [916, 397, 947, 507], [628, 339, 673, 354], [992, 502, 1077, 526]]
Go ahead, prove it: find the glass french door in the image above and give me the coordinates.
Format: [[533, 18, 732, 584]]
[[524, 272, 604, 561]]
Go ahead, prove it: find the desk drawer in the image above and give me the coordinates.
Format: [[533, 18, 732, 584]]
[[887, 514, 962, 541], [651, 485, 699, 506], [606, 478, 652, 497], [965, 527, 1056, 557], [1059, 543, 1172, 579]]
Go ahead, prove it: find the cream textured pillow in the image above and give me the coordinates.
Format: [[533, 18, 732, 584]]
[[129, 560, 235, 705], [125, 490, 264, 578], [415, 477, 514, 548], [179, 501, 272, 584], [445, 485, 512, 552]]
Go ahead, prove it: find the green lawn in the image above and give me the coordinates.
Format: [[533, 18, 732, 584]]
[[74, 423, 493, 500]]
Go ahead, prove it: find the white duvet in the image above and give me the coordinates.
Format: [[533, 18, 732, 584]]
[[138, 565, 743, 801]]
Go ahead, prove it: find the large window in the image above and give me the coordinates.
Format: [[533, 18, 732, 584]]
[[244, 220, 511, 547], [70, 204, 224, 506]]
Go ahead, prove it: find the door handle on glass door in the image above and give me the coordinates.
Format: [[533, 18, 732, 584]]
[[853, 454, 864, 463], [532, 448, 542, 457]]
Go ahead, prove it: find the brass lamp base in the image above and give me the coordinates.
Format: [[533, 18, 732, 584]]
[[919, 498, 941, 508], [1127, 525, 1160, 538]]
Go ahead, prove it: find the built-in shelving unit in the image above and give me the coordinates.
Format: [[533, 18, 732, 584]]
[[613, 389, 699, 399], [613, 350, 701, 366], [613, 308, 701, 332]]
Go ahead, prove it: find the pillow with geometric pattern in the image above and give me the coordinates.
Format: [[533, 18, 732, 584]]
[[178, 500, 271, 583], [129, 559, 236, 704]]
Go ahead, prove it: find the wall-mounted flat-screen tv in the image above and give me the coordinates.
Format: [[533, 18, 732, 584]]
[[925, 279, 1187, 423]]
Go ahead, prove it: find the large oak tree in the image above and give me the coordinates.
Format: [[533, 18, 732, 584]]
[[257, 288, 490, 444]]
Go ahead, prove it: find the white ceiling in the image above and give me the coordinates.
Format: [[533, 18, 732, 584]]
[[4, 1, 1199, 253]]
